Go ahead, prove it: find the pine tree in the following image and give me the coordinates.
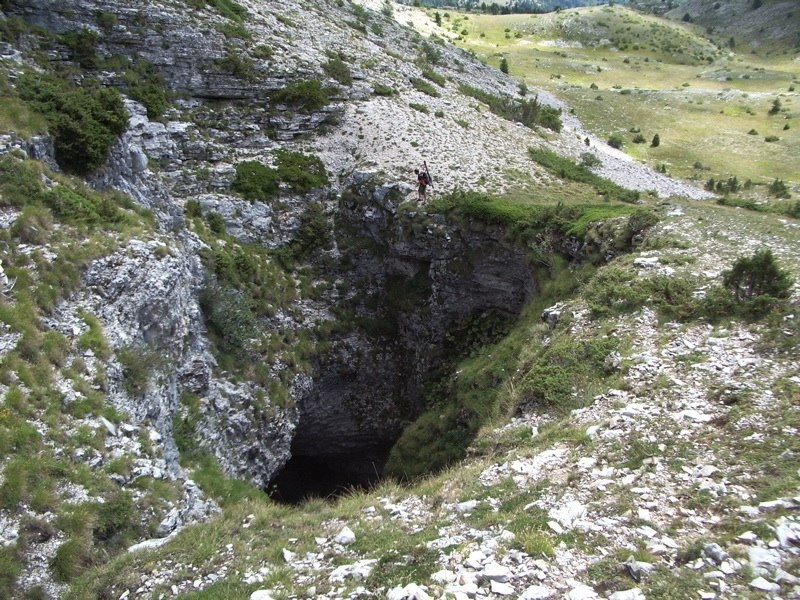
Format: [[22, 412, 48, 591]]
[[499, 56, 509, 74]]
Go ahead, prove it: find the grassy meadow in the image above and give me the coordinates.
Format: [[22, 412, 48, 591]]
[[437, 5, 799, 195]]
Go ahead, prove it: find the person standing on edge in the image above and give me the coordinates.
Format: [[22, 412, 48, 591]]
[[414, 165, 431, 204]]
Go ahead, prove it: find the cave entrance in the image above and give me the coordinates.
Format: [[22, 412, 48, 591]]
[[268, 442, 394, 504]]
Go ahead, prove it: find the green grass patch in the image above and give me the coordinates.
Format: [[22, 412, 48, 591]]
[[529, 147, 640, 203]]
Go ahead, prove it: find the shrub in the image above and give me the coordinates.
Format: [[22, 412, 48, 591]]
[[764, 135, 779, 142], [93, 492, 140, 547], [372, 83, 396, 96], [276, 202, 331, 265], [769, 179, 791, 199], [722, 248, 792, 304], [42, 184, 124, 225], [410, 77, 440, 97], [607, 134, 624, 149], [271, 79, 330, 112], [632, 134, 646, 144], [18, 73, 127, 175], [206, 211, 226, 235], [77, 312, 111, 360], [95, 11, 117, 31], [117, 346, 161, 397], [580, 153, 601, 168], [322, 57, 352, 85], [409, 102, 429, 113], [584, 267, 649, 316], [0, 545, 21, 597], [214, 49, 257, 80], [60, 29, 99, 69], [233, 160, 278, 200], [420, 67, 447, 87], [499, 56, 509, 74], [122, 60, 170, 119], [274, 149, 328, 194], [199, 281, 257, 356], [186, 0, 247, 21]]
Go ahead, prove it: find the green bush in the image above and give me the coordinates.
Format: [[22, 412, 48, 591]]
[[60, 29, 99, 69], [122, 61, 170, 119], [0, 544, 22, 597], [410, 77, 440, 97], [420, 67, 446, 87], [232, 160, 279, 200], [323, 57, 352, 85], [18, 73, 127, 175], [0, 155, 43, 207], [580, 152, 601, 168], [607, 134, 624, 149], [372, 83, 396, 96], [271, 79, 330, 112], [95, 11, 117, 31], [42, 184, 124, 225], [206, 211, 226, 235], [768, 179, 791, 199], [199, 281, 257, 356], [93, 492, 140, 547], [274, 149, 328, 193], [233, 151, 328, 201], [720, 248, 793, 318], [583, 267, 649, 316], [276, 202, 331, 266], [214, 49, 257, 80], [117, 346, 161, 397], [186, 0, 247, 21]]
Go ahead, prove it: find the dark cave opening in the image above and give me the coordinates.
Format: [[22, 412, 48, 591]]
[[268, 443, 394, 504]]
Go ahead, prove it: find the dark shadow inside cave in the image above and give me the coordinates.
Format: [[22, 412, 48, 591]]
[[268, 443, 394, 504]]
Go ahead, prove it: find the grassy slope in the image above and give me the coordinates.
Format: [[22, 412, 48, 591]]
[[445, 6, 799, 190]]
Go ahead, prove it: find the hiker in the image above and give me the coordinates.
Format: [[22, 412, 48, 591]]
[[414, 165, 431, 204]]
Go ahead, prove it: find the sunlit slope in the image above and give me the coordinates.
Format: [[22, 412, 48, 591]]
[[446, 5, 799, 191]]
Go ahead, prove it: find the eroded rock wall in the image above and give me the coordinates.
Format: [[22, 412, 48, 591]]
[[287, 180, 538, 472]]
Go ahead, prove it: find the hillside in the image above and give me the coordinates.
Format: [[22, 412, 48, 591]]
[[446, 4, 799, 200], [666, 0, 800, 54], [0, 1, 798, 599]]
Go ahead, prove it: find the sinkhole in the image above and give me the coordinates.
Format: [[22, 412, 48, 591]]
[[268, 441, 394, 504]]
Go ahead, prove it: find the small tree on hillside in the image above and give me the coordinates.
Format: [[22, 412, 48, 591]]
[[499, 56, 509, 74], [607, 134, 624, 149], [651, 133, 660, 147], [769, 98, 782, 115], [722, 248, 792, 308]]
